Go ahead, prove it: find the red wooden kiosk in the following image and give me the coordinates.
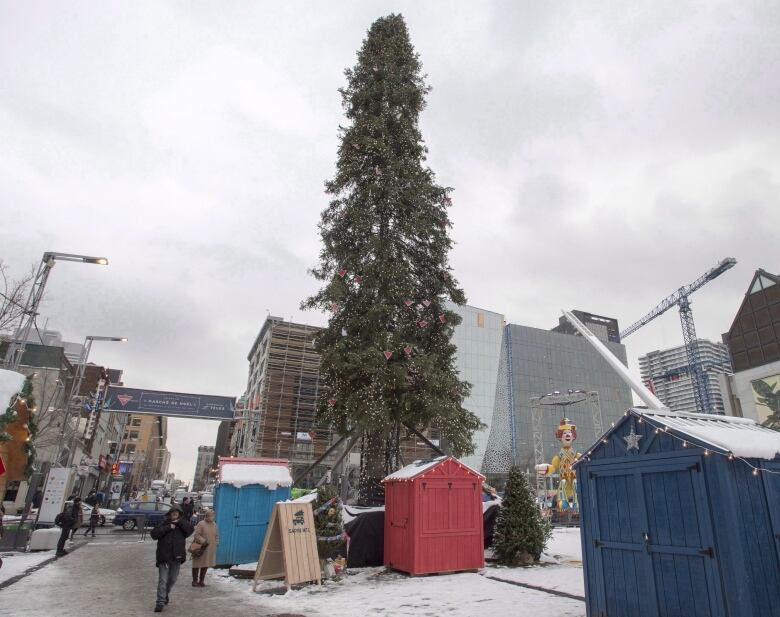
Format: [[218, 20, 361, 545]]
[[383, 456, 485, 575]]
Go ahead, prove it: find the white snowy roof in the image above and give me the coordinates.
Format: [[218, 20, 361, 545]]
[[219, 461, 293, 490], [0, 369, 26, 410], [638, 409, 780, 460], [383, 455, 484, 482]]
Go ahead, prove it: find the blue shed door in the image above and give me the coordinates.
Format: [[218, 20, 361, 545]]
[[761, 462, 780, 567], [590, 458, 723, 617], [230, 485, 277, 565], [215, 484, 285, 566], [215, 484, 238, 565]]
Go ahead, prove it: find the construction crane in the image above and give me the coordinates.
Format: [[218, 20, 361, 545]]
[[619, 257, 737, 414]]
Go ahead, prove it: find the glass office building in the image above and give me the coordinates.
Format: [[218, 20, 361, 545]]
[[482, 323, 634, 480], [449, 305, 505, 471]]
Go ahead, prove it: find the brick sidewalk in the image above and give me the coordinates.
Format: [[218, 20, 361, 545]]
[[0, 538, 306, 617]]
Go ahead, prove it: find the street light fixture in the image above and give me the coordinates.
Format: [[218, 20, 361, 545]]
[[3, 251, 109, 370], [58, 335, 127, 471]]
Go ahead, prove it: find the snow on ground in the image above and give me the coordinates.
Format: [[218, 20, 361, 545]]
[[0, 551, 55, 585], [544, 527, 583, 564], [485, 527, 585, 597], [486, 564, 584, 597], [214, 566, 585, 617], [214, 529, 587, 616]]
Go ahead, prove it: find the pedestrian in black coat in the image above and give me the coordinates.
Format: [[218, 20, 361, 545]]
[[55, 503, 76, 556], [180, 497, 194, 522], [83, 505, 100, 537], [150, 504, 193, 612]]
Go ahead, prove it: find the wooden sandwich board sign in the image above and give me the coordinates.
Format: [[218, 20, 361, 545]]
[[253, 501, 322, 591]]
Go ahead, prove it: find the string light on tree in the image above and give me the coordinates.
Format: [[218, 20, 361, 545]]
[[301, 14, 482, 505]]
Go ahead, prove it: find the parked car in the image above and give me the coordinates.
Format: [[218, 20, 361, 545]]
[[173, 490, 197, 505], [113, 500, 172, 530], [64, 500, 116, 527], [198, 492, 214, 511]]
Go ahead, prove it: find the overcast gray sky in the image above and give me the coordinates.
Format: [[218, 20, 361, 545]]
[[1, 2, 778, 484]]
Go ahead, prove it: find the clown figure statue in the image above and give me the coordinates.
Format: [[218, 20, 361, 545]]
[[535, 418, 581, 511]]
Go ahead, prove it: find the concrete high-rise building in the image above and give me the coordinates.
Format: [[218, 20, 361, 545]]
[[235, 317, 332, 476], [214, 420, 234, 460], [193, 446, 215, 492], [118, 414, 166, 492], [719, 268, 780, 424], [639, 341, 732, 414], [483, 318, 634, 482]]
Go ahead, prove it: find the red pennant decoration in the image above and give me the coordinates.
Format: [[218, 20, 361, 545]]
[[442, 271, 450, 279], [422, 299, 431, 307], [352, 143, 360, 150], [404, 346, 413, 356], [444, 196, 452, 205], [419, 320, 428, 328], [327, 399, 337, 407], [404, 299, 413, 307], [383, 351, 393, 360], [439, 314, 446, 323], [354, 275, 363, 284], [374, 165, 382, 176], [329, 303, 339, 312], [338, 269, 347, 278]]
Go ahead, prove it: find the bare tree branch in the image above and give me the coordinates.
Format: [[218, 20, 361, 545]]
[[0, 260, 36, 336]]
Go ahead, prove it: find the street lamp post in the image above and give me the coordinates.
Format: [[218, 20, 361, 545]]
[[60, 336, 127, 473], [3, 252, 109, 371]]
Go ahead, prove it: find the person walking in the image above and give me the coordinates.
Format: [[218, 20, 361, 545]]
[[55, 502, 76, 556], [68, 497, 84, 541], [150, 503, 193, 613], [190, 509, 219, 587], [83, 504, 100, 538], [180, 497, 194, 523]]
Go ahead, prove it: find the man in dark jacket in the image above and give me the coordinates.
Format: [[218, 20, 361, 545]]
[[180, 497, 194, 521], [55, 501, 76, 556], [150, 504, 193, 612]]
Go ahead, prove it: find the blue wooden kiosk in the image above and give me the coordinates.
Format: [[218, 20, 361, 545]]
[[576, 408, 780, 617], [214, 457, 292, 567]]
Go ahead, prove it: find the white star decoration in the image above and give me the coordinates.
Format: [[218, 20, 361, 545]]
[[624, 425, 642, 451]]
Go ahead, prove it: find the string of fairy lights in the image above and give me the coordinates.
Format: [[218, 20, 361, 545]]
[[579, 409, 780, 478]]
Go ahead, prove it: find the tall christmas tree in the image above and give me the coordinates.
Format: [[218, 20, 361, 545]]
[[492, 466, 552, 565], [303, 14, 482, 504]]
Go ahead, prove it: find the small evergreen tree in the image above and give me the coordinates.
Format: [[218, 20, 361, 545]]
[[313, 483, 346, 560], [493, 466, 551, 565]]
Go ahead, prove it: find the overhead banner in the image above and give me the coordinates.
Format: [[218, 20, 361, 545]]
[[105, 386, 236, 420]]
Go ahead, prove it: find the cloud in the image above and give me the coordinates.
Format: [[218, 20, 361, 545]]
[[0, 1, 777, 481]]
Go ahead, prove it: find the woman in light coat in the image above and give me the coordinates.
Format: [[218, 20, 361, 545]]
[[190, 509, 219, 587]]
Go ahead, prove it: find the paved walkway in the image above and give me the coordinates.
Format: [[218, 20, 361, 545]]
[[0, 536, 303, 617]]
